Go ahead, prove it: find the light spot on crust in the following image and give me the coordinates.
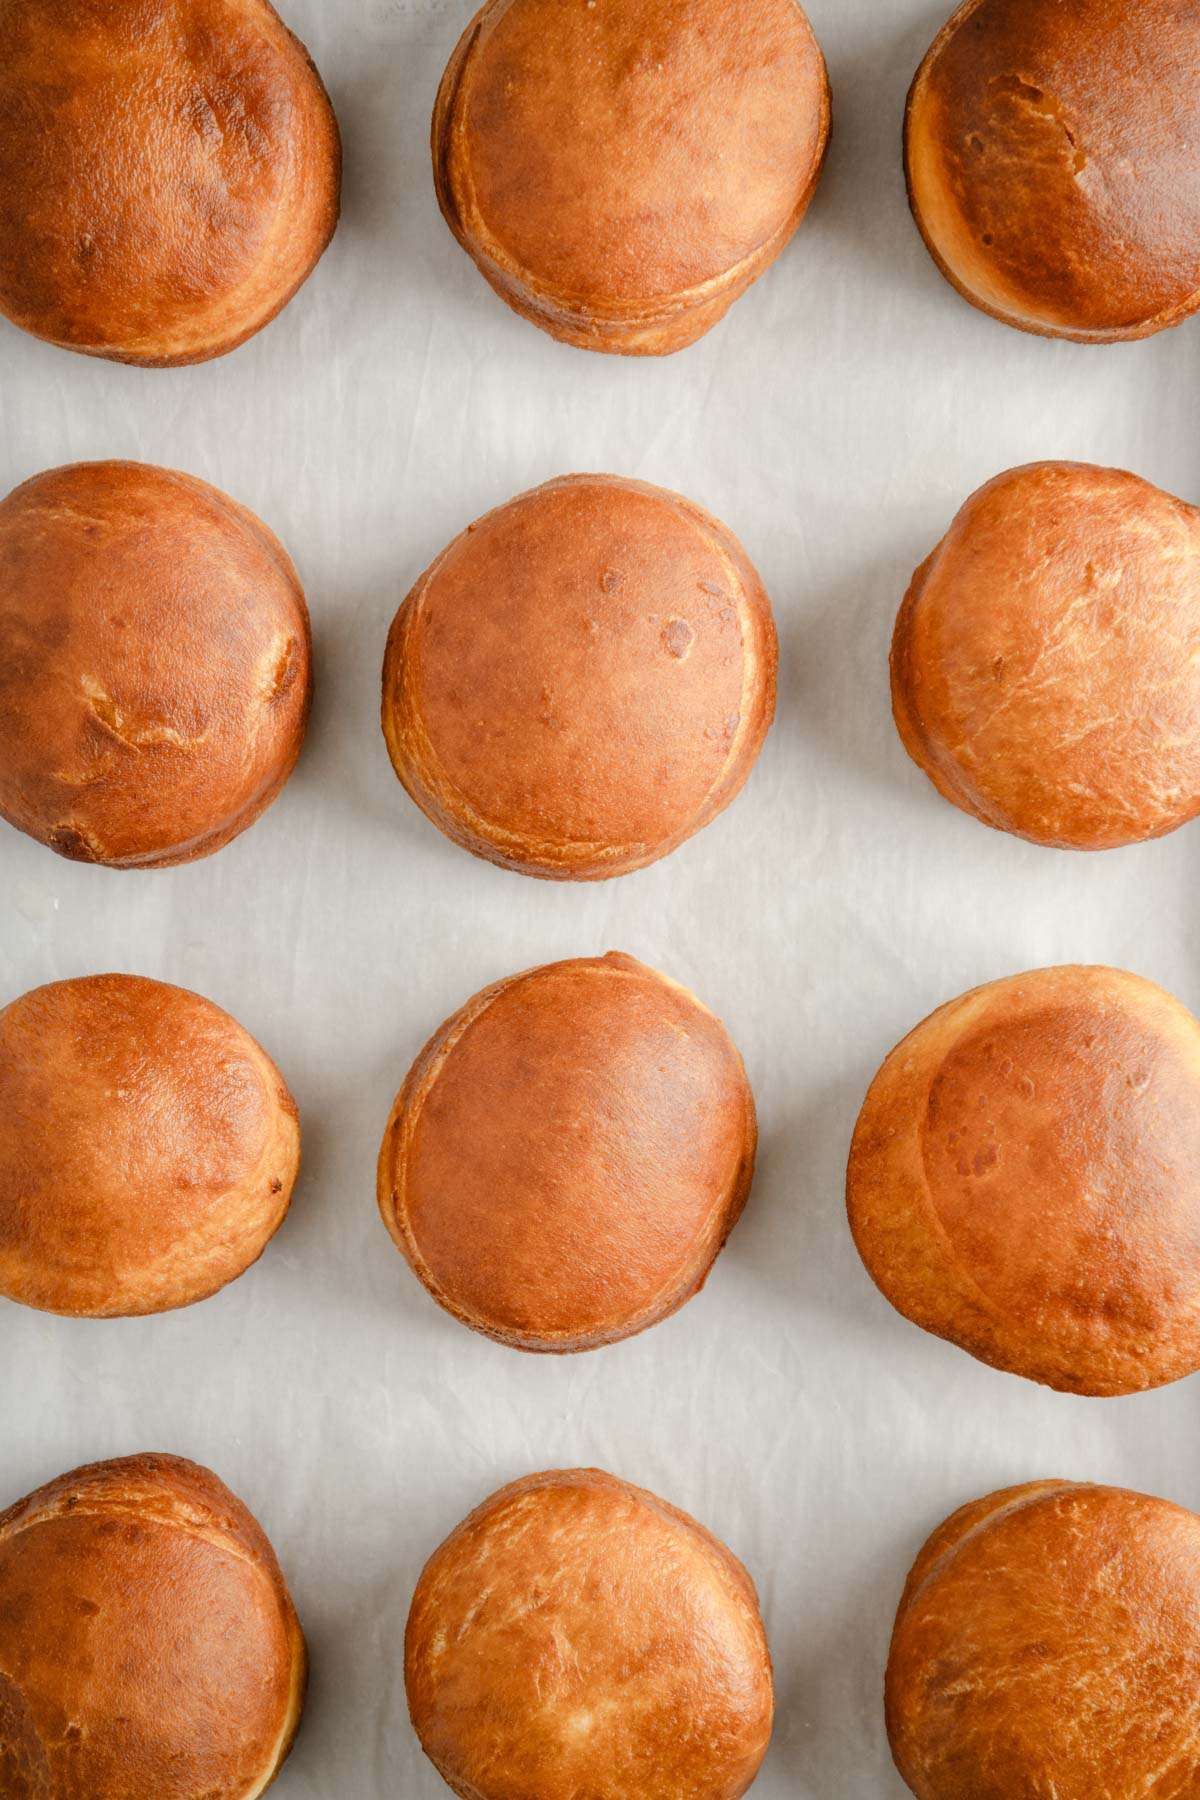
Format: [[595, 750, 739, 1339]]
[[990, 74, 1088, 175], [260, 633, 299, 705], [81, 679, 199, 750]]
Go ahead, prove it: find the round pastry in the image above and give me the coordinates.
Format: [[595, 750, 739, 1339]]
[[0, 1453, 305, 1798], [847, 963, 1200, 1396], [0, 0, 340, 365], [905, 0, 1200, 341], [0, 460, 312, 868], [433, 0, 830, 354], [891, 461, 1200, 850], [381, 474, 777, 879], [887, 1480, 1200, 1798], [406, 1468, 774, 1800], [0, 973, 300, 1318], [377, 952, 756, 1352]]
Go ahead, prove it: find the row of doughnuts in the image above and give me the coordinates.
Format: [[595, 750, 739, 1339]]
[[4, 955, 1197, 1403], [3, 457, 1199, 872], [6, 1447, 1200, 1798], [4, 2, 1197, 1797], [1, 0, 1198, 364]]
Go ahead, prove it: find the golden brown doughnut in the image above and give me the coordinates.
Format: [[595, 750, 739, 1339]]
[[381, 474, 777, 880], [887, 1480, 1200, 1798], [0, 460, 312, 868], [847, 964, 1200, 1396], [0, 0, 340, 366], [0, 1453, 305, 1798], [433, 0, 830, 354], [905, 0, 1200, 341], [0, 973, 300, 1318], [891, 461, 1200, 850], [406, 1468, 774, 1800], [377, 953, 756, 1353]]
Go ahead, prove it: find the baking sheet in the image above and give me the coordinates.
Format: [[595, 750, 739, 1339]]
[[2, 0, 1199, 1793]]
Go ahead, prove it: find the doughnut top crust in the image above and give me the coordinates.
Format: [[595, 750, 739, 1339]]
[[0, 1453, 306, 1799], [0, 973, 300, 1318], [406, 1468, 774, 1800], [905, 0, 1200, 340], [377, 953, 757, 1352], [433, 0, 830, 352], [847, 964, 1200, 1395], [382, 474, 777, 879], [887, 1480, 1200, 1798], [891, 461, 1200, 850], [0, 0, 340, 365], [0, 460, 312, 868]]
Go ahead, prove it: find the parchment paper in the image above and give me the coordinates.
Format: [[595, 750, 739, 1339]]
[[2, 1, 1199, 1793]]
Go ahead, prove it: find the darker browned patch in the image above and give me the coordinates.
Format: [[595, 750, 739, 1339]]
[[0, 1671, 51, 1798], [662, 618, 695, 660], [47, 824, 101, 863]]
